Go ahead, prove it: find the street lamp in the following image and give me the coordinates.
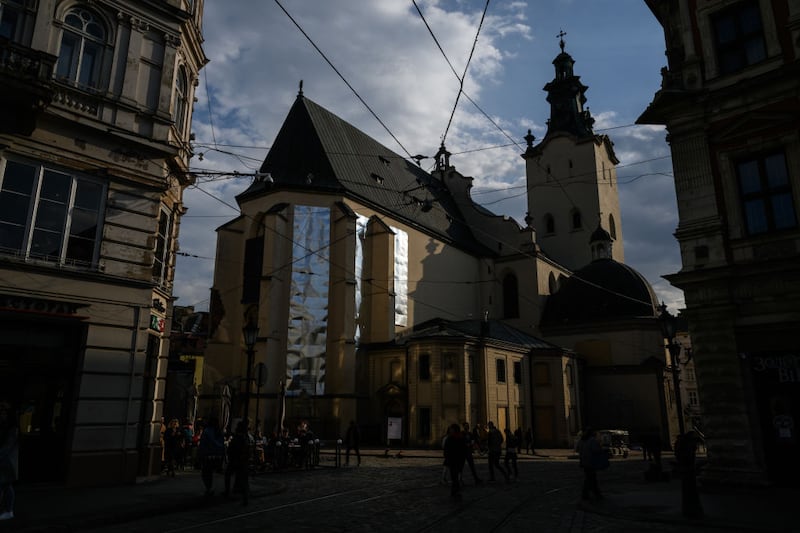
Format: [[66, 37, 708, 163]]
[[657, 303, 703, 519], [242, 320, 259, 431], [658, 302, 686, 437]]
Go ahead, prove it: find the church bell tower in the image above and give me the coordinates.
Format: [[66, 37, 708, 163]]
[[523, 33, 624, 271]]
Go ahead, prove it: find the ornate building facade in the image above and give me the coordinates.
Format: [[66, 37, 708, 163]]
[[0, 0, 206, 485], [639, 0, 800, 485]]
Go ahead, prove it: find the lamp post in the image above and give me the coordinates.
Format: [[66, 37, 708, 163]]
[[242, 320, 259, 432], [657, 303, 703, 519], [658, 302, 685, 436]]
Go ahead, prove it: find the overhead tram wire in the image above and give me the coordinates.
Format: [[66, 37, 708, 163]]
[[203, 68, 218, 150], [273, 0, 414, 161]]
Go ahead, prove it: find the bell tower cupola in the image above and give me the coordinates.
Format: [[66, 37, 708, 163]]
[[544, 31, 595, 140]]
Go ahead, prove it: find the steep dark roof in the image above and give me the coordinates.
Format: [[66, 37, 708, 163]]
[[541, 258, 658, 325], [238, 95, 493, 256], [404, 318, 561, 351]]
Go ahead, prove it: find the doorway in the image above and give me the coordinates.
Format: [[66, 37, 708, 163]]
[[0, 319, 82, 482]]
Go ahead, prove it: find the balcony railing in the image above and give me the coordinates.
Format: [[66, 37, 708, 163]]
[[0, 38, 57, 83]]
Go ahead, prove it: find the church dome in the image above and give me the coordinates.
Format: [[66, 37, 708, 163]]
[[541, 258, 658, 325]]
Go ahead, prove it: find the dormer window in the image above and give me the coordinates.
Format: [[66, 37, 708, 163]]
[[370, 172, 384, 184]]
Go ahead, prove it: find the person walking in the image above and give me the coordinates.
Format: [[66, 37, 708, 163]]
[[163, 418, 184, 477], [577, 427, 603, 500], [461, 422, 483, 485], [224, 419, 251, 505], [0, 401, 19, 521], [514, 427, 523, 454], [504, 428, 519, 480], [486, 421, 509, 483], [443, 424, 467, 499], [525, 427, 534, 455], [344, 420, 361, 466], [197, 416, 225, 496]]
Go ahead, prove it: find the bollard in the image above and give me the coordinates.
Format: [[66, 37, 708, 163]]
[[336, 438, 343, 468], [314, 438, 320, 466]]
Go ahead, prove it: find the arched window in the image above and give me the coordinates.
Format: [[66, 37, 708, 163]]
[[548, 272, 558, 294], [173, 67, 189, 135], [544, 213, 555, 234], [609, 213, 617, 239], [55, 7, 107, 90], [571, 209, 582, 230], [503, 273, 519, 319]]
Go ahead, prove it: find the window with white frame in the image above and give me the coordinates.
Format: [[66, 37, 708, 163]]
[[173, 67, 189, 135], [0, 0, 36, 44], [0, 158, 104, 266], [152, 207, 173, 284], [736, 150, 797, 235], [711, 1, 766, 75], [55, 6, 108, 90]]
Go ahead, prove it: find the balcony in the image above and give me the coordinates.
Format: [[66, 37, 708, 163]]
[[0, 38, 57, 135]]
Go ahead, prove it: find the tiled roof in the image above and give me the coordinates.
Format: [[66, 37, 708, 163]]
[[237, 95, 494, 256]]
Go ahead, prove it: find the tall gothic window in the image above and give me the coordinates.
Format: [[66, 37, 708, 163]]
[[544, 213, 555, 234], [503, 273, 519, 319], [609, 214, 617, 239], [0, 158, 104, 266], [571, 208, 582, 230], [55, 7, 107, 90]]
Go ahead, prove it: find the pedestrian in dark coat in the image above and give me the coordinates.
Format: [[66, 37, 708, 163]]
[[504, 428, 519, 479], [461, 422, 483, 484], [486, 421, 510, 482], [525, 427, 534, 455], [224, 420, 251, 505], [198, 417, 225, 496], [577, 427, 603, 500], [443, 424, 467, 498], [345, 420, 361, 466], [163, 418, 184, 477]]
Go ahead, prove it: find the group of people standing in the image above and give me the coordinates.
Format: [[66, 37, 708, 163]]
[[441, 421, 527, 499]]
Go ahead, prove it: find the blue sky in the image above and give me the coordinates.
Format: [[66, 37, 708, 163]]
[[176, 0, 683, 314]]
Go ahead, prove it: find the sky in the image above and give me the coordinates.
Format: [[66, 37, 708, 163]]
[[176, 0, 684, 315]]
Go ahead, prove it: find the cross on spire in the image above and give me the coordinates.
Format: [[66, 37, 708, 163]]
[[557, 29, 567, 52]]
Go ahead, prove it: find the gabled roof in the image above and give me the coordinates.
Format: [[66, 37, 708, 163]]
[[238, 95, 493, 256], [403, 318, 563, 351]]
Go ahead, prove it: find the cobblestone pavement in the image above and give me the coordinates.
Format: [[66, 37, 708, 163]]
[[101, 455, 725, 533]]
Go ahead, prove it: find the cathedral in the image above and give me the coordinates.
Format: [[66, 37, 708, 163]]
[[199, 43, 673, 448]]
